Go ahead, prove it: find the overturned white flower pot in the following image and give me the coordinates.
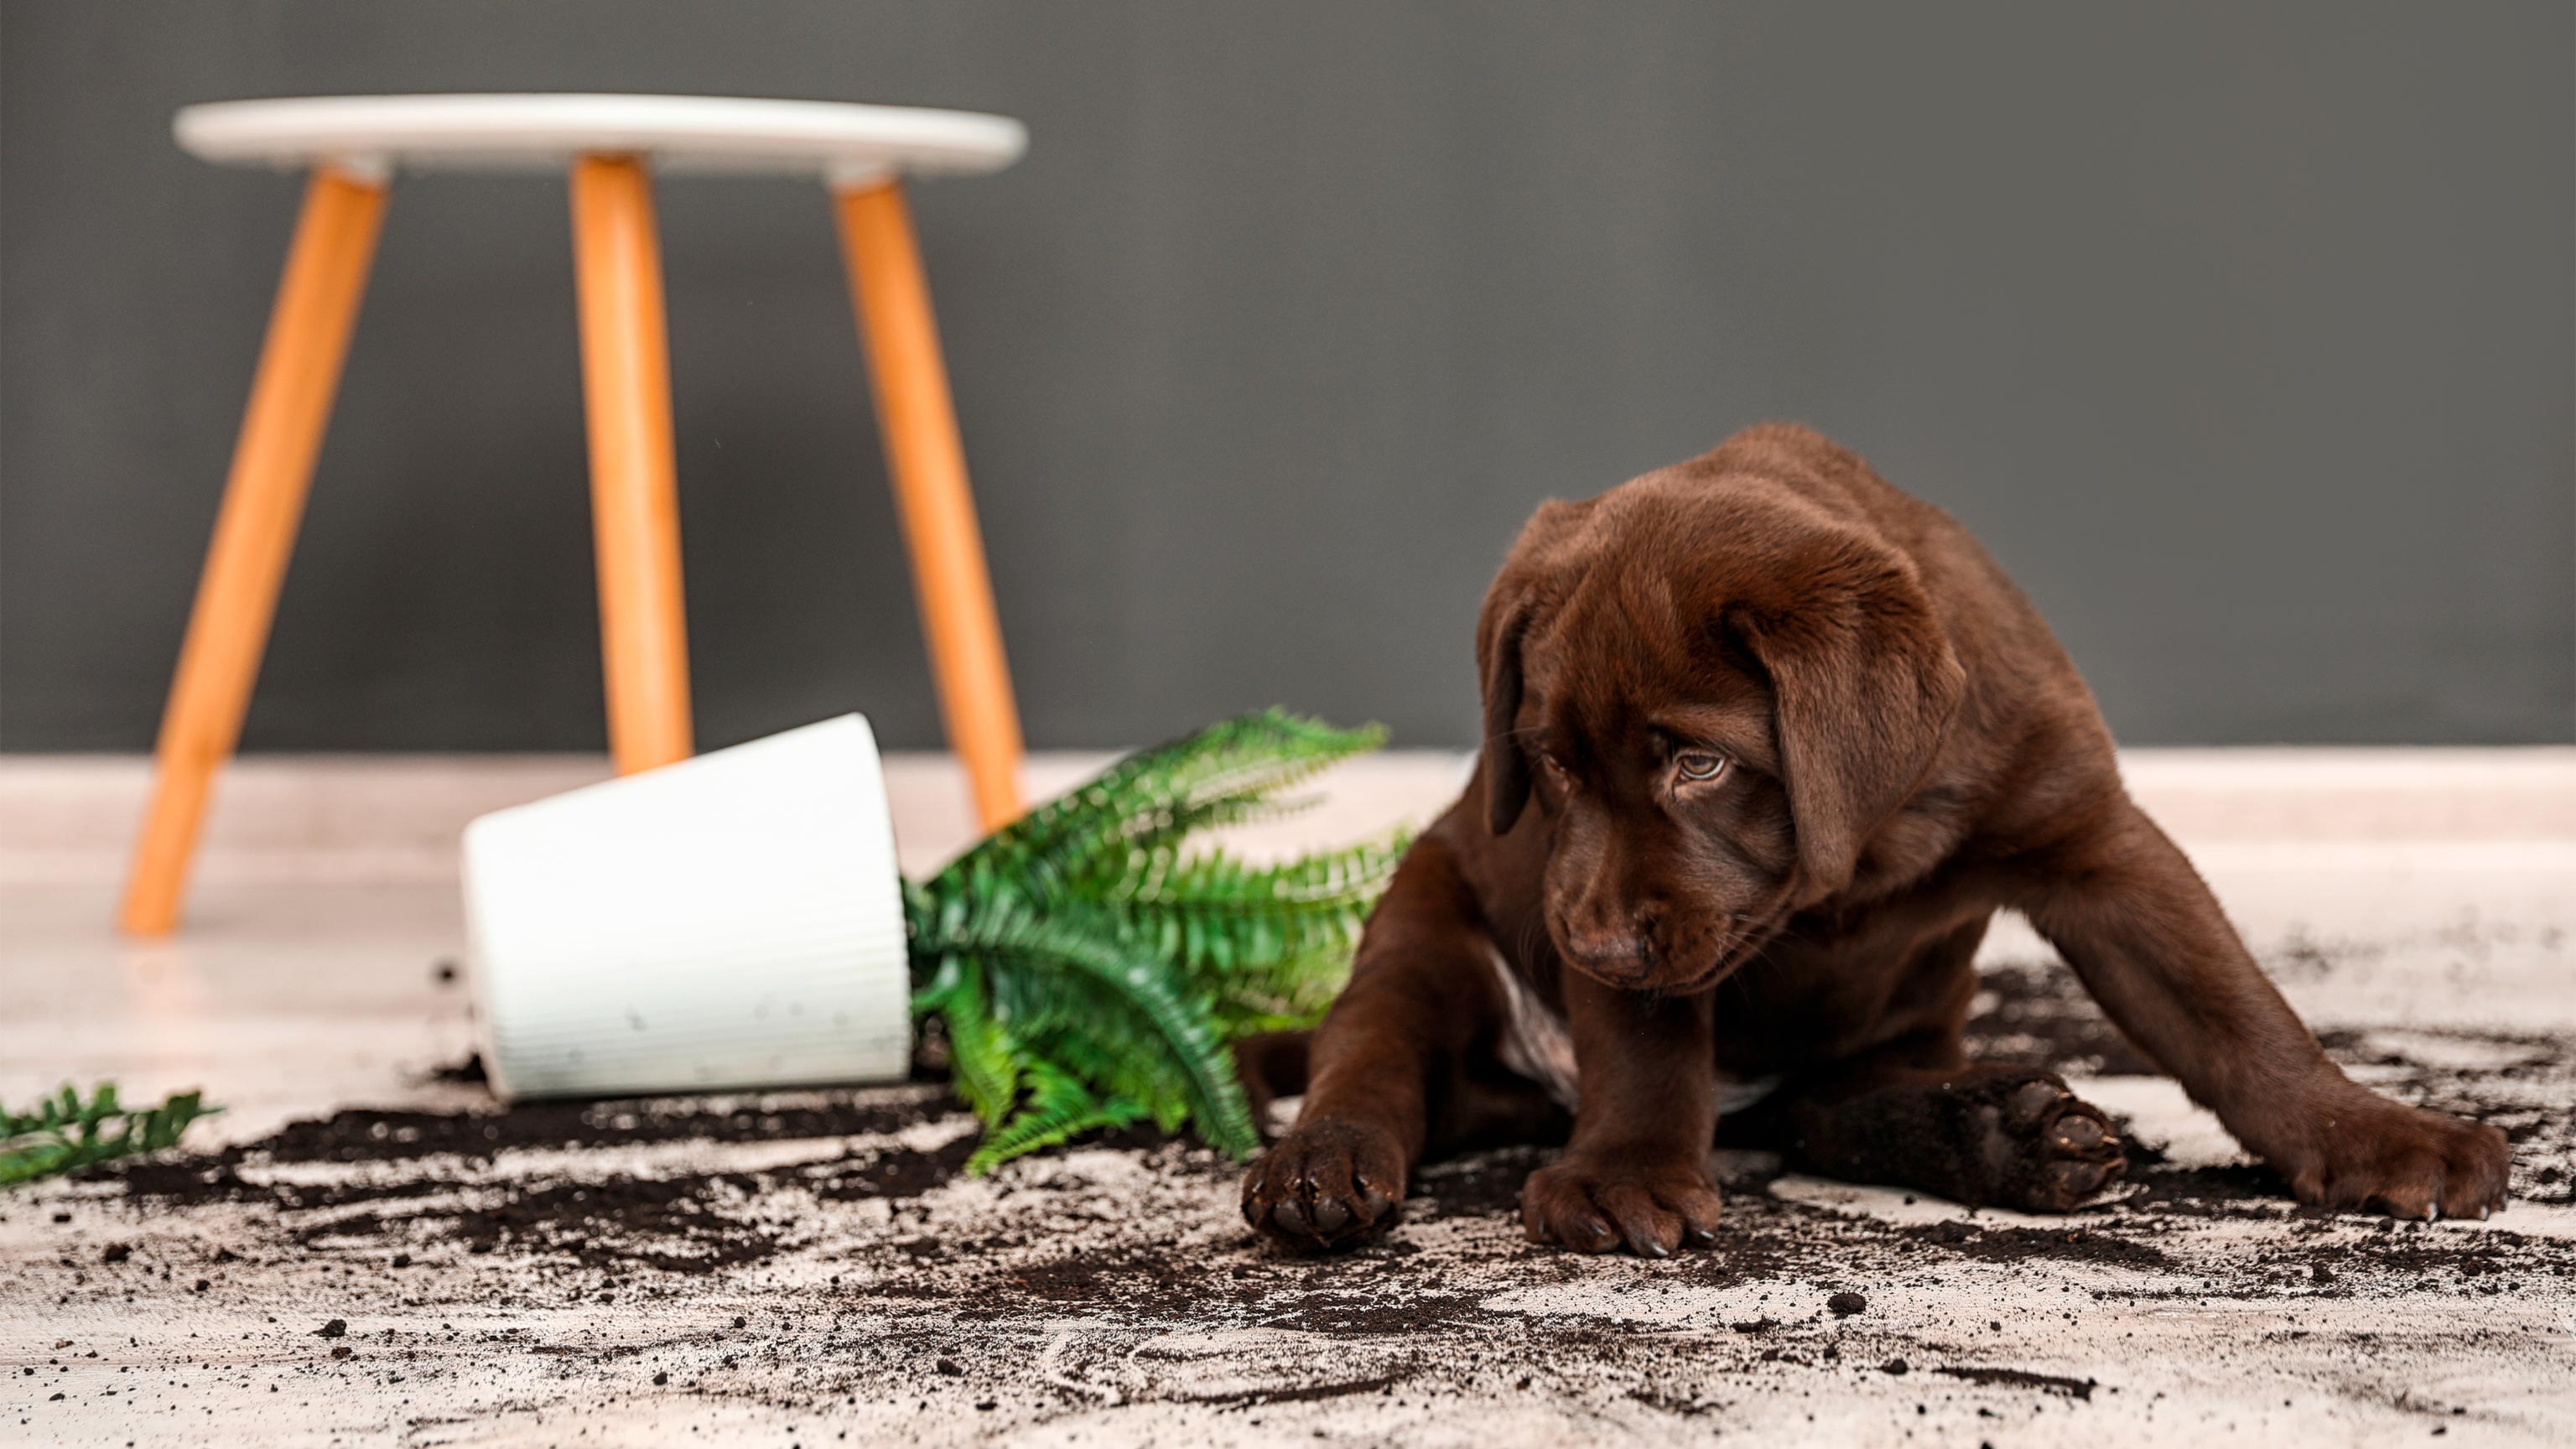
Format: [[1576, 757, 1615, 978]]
[[461, 715, 912, 1100]]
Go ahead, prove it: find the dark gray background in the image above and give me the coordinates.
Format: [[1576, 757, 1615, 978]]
[[4, 2, 2569, 753]]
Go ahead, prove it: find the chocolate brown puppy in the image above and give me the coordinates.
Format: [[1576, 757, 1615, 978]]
[[1243, 423, 2510, 1255]]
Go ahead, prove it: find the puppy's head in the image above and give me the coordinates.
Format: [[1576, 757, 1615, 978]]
[[1478, 465, 1964, 994]]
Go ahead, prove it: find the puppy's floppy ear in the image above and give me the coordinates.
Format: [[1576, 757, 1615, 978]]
[[1477, 498, 1590, 837], [1730, 541, 1966, 899], [1478, 594, 1534, 836]]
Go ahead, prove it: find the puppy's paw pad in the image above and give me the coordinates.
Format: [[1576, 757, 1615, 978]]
[[1967, 1072, 2127, 1213]]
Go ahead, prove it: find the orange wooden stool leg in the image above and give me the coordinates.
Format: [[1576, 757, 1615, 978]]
[[119, 166, 389, 936], [832, 177, 1025, 829], [569, 155, 693, 776]]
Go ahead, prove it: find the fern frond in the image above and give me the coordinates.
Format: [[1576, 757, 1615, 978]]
[[1208, 1008, 1327, 1040], [985, 953, 1200, 1132], [1, 1083, 221, 1187], [1085, 829, 1409, 982], [964, 1065, 1148, 1174], [924, 709, 1384, 910], [930, 898, 1261, 1160], [922, 959, 1019, 1127]]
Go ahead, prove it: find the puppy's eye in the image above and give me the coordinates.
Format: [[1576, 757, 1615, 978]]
[[1675, 751, 1728, 783]]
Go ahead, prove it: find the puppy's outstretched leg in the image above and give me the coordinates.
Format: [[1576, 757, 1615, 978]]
[[2022, 794, 2507, 1219], [1242, 834, 1545, 1250]]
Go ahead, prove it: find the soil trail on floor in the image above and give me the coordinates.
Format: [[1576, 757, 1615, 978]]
[[21, 952, 2576, 1442]]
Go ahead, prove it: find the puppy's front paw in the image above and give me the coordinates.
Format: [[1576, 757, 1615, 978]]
[[1519, 1151, 1723, 1257], [2276, 1091, 2510, 1221], [1242, 1118, 1407, 1251]]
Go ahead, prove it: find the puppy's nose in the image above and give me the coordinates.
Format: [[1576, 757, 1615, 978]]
[[1565, 930, 1654, 982]]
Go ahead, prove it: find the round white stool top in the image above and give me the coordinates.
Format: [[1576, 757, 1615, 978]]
[[174, 94, 1026, 183]]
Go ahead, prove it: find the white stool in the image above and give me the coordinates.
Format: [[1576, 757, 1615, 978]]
[[126, 94, 1033, 933]]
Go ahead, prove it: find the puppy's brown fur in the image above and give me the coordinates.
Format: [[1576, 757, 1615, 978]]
[[1244, 423, 2510, 1255]]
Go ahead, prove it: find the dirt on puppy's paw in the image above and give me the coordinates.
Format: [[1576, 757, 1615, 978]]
[[1970, 1073, 2127, 1212]]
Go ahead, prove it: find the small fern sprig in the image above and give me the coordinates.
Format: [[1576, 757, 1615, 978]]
[[1, 1083, 222, 1187], [907, 709, 1405, 1173]]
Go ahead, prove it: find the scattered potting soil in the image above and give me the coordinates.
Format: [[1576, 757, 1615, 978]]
[[97, 1085, 999, 1275], [1935, 1364, 2096, 1399], [24, 942, 2575, 1440], [77, 955, 2576, 1300]]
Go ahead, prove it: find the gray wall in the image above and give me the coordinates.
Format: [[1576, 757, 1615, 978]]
[[3, 1, 2568, 753]]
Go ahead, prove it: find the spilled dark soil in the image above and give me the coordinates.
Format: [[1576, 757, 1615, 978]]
[[17, 942, 2572, 1443], [97, 1089, 989, 1275], [81, 957, 2576, 1305]]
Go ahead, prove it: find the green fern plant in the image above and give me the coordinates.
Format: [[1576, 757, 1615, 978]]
[[2, 1083, 221, 1187], [906, 709, 1405, 1173]]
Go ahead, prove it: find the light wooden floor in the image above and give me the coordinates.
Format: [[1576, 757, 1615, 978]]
[[3, 749, 2573, 1446]]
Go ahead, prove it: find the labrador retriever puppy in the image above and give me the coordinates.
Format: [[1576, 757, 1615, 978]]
[[1243, 423, 2509, 1255]]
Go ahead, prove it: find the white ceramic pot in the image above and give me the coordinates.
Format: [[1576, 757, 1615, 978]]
[[461, 714, 912, 1099]]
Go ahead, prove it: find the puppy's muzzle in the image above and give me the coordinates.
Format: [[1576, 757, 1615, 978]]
[[1557, 928, 1657, 987]]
